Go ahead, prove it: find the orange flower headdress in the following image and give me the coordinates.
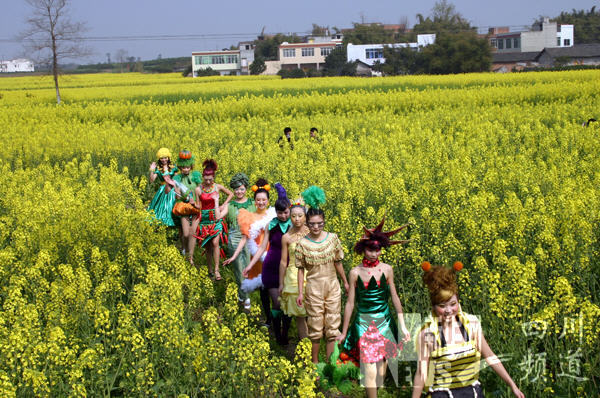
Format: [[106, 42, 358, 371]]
[[421, 261, 463, 305]]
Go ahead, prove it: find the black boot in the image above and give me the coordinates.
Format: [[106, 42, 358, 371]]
[[271, 309, 283, 344], [281, 314, 291, 346]]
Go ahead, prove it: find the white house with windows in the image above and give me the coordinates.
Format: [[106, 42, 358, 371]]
[[489, 19, 574, 53], [346, 34, 436, 66], [0, 59, 34, 73], [191, 50, 240, 76], [278, 42, 339, 70]]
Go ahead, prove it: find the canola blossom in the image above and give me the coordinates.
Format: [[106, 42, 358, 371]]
[[0, 71, 599, 396]]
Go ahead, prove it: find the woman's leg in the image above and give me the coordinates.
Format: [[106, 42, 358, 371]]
[[363, 362, 378, 398], [296, 317, 308, 339], [311, 340, 320, 363], [212, 235, 221, 279], [260, 287, 271, 325], [188, 216, 199, 265]]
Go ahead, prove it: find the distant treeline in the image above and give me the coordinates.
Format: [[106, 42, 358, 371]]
[[75, 57, 190, 74]]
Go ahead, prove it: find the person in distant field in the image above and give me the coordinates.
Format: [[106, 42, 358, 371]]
[[583, 118, 596, 127], [278, 127, 294, 150], [309, 127, 322, 142]]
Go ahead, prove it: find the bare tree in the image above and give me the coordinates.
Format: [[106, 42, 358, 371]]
[[20, 0, 90, 104], [115, 49, 128, 72]]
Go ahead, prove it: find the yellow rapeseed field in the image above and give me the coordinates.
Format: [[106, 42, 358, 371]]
[[0, 71, 599, 397]]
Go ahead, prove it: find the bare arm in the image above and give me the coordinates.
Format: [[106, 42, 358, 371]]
[[334, 261, 349, 293], [386, 264, 410, 341], [149, 162, 157, 183], [218, 184, 234, 206], [480, 331, 525, 398], [223, 235, 247, 265], [194, 187, 202, 208], [412, 330, 432, 398], [278, 234, 290, 295], [336, 269, 357, 342], [213, 196, 221, 219], [296, 268, 305, 307]]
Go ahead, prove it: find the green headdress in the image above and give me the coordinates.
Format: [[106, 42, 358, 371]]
[[229, 172, 250, 189], [302, 186, 326, 209]]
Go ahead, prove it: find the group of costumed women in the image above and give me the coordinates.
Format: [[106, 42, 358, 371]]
[[148, 148, 525, 398]]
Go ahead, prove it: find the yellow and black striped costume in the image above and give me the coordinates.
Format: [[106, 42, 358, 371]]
[[419, 312, 484, 398]]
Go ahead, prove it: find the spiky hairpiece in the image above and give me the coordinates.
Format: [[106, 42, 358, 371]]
[[302, 186, 326, 209], [354, 214, 410, 253], [202, 159, 218, 176]]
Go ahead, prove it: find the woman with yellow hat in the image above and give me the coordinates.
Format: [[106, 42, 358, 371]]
[[148, 147, 178, 226]]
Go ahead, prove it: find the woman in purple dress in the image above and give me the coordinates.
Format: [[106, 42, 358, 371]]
[[243, 183, 291, 345]]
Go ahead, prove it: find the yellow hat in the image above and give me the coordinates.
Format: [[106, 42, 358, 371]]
[[156, 147, 171, 159]]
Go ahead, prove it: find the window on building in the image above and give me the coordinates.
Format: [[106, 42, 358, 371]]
[[195, 56, 201, 65], [506, 39, 512, 49], [283, 48, 296, 57], [557, 37, 561, 46], [320, 47, 332, 57], [365, 48, 383, 59], [490, 39, 497, 48], [301, 47, 315, 57], [212, 56, 225, 64], [497, 39, 504, 50], [513, 38, 520, 48], [225, 55, 238, 64], [564, 39, 571, 46]]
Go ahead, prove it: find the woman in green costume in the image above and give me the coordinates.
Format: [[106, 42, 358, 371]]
[[173, 150, 202, 264], [337, 217, 411, 398], [148, 147, 178, 226], [220, 173, 255, 307]]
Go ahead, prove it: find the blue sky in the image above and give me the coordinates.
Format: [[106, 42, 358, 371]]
[[1, 0, 596, 63]]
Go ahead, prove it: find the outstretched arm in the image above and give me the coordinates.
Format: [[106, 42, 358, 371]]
[[387, 265, 410, 342], [334, 261, 349, 293], [278, 235, 290, 296], [223, 235, 247, 265], [480, 332, 525, 398], [218, 184, 234, 206]]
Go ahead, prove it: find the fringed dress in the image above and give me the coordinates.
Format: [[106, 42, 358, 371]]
[[295, 232, 344, 341], [148, 167, 178, 226]]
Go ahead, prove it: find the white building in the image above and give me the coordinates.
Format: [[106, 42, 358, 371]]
[[346, 34, 436, 66], [0, 59, 34, 73], [489, 19, 574, 53], [191, 50, 240, 76]]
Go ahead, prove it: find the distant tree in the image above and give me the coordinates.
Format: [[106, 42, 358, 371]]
[[20, 0, 90, 104], [323, 47, 357, 76], [422, 31, 491, 74], [249, 57, 266, 75], [343, 23, 393, 45], [277, 68, 306, 79], [182, 64, 193, 77], [312, 24, 329, 36], [135, 58, 144, 73], [553, 6, 600, 44], [254, 34, 302, 61], [413, 0, 474, 34], [374, 46, 427, 75], [115, 49, 128, 73], [195, 67, 220, 77]]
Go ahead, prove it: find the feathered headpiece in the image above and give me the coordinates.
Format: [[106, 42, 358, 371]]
[[202, 159, 218, 176], [229, 172, 249, 189], [354, 214, 410, 253], [421, 261, 463, 305], [274, 183, 290, 209], [302, 186, 326, 209]]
